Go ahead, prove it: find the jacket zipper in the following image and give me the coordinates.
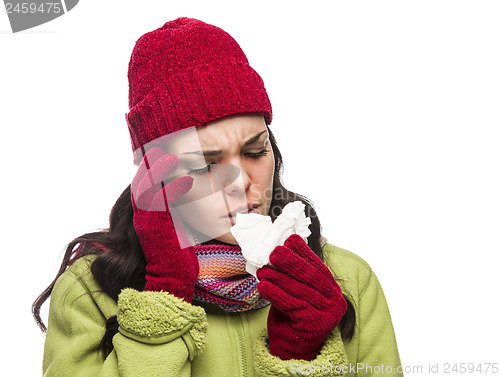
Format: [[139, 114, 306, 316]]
[[231, 313, 248, 377]]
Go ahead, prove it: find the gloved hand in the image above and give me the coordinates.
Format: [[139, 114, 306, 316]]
[[256, 234, 347, 360], [131, 146, 198, 302]]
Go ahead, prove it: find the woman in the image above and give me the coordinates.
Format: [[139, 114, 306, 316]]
[[34, 17, 403, 376]]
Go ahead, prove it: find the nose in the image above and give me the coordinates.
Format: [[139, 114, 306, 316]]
[[223, 160, 251, 196]]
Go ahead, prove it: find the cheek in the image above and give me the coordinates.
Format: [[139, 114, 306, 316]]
[[247, 154, 275, 201], [174, 178, 227, 220], [256, 153, 275, 188], [173, 191, 232, 240]]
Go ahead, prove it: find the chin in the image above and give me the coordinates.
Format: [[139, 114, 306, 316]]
[[215, 232, 239, 245]]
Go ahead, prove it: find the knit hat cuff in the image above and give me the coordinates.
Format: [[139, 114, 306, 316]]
[[126, 60, 272, 155]]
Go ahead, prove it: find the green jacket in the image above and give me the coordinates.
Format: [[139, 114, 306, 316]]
[[42, 243, 403, 376]]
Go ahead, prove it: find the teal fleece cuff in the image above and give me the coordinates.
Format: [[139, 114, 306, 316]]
[[253, 327, 348, 376], [117, 288, 208, 359]]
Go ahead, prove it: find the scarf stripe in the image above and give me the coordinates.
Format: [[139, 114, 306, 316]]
[[193, 244, 269, 312], [192, 236, 327, 311]]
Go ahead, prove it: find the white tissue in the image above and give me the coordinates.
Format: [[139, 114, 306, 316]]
[[230, 201, 311, 277]]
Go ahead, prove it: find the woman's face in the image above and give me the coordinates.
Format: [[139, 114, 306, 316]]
[[165, 114, 275, 245]]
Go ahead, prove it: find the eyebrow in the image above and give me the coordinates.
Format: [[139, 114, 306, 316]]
[[182, 130, 268, 157]]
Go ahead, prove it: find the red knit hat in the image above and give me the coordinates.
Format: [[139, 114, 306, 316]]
[[125, 17, 273, 157]]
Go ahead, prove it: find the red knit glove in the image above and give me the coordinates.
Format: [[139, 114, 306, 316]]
[[256, 234, 347, 360], [131, 146, 198, 302]]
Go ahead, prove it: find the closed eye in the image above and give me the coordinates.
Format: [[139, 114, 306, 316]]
[[246, 149, 270, 159], [188, 162, 216, 176]]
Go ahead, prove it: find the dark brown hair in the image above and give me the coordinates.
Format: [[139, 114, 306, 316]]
[[32, 128, 355, 357]]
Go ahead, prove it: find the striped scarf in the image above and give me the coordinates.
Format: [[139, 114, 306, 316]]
[[193, 244, 270, 312]]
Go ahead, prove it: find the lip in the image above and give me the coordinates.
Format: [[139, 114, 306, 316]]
[[222, 203, 261, 225]]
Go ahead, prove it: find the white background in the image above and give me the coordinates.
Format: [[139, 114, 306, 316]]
[[1, 1, 499, 375]]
